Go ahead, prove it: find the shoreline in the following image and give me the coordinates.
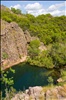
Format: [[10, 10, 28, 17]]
[[2, 56, 27, 70]]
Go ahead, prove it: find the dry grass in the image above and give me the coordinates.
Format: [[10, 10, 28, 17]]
[[42, 85, 55, 92]]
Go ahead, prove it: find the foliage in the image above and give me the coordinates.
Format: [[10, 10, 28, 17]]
[[28, 41, 54, 68], [1, 6, 66, 96], [1, 6, 66, 69], [29, 39, 40, 48], [1, 68, 15, 86], [11, 7, 22, 14], [26, 14, 36, 23], [47, 76, 54, 85], [18, 17, 30, 31], [2, 16, 12, 23], [28, 41, 66, 69], [28, 40, 40, 59], [50, 43, 66, 68], [60, 69, 66, 82], [1, 68, 15, 100], [1, 7, 66, 44]]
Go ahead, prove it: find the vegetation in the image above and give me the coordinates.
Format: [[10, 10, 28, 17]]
[[28, 39, 40, 59], [11, 7, 22, 14], [1, 68, 15, 100], [1, 5, 66, 72], [60, 69, 66, 84], [1, 6, 66, 93], [50, 43, 66, 68], [47, 76, 54, 86]]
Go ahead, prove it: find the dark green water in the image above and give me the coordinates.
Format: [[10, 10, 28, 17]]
[[2, 63, 60, 92]]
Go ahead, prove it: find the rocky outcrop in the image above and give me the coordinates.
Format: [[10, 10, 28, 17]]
[[1, 20, 27, 69], [11, 85, 66, 100]]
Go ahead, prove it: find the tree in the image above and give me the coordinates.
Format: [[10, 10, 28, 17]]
[[1, 67, 15, 100], [26, 14, 36, 23], [47, 76, 54, 86], [17, 17, 30, 30], [50, 43, 66, 68], [11, 7, 22, 14], [28, 40, 40, 59]]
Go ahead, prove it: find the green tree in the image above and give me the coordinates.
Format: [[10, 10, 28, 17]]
[[1, 68, 15, 100], [47, 76, 54, 86], [26, 14, 36, 23], [11, 7, 22, 14], [28, 39, 40, 59], [17, 17, 30, 30], [50, 43, 66, 68]]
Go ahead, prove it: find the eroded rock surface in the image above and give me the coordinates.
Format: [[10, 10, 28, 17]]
[[1, 20, 27, 69], [11, 85, 66, 100]]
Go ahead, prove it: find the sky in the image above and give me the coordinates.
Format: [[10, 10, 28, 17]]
[[1, 1, 66, 16]]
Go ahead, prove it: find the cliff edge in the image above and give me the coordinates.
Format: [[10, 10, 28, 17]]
[[11, 85, 66, 100], [1, 20, 30, 69]]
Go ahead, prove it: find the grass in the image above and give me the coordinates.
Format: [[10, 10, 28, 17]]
[[42, 85, 55, 92]]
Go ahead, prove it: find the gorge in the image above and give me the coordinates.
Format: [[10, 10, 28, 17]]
[[1, 5, 66, 100]]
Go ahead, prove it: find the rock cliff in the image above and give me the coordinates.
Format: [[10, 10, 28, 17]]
[[1, 20, 30, 69], [11, 85, 66, 100]]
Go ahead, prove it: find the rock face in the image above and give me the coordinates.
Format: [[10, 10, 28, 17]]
[[1, 20, 27, 69], [11, 85, 66, 100]]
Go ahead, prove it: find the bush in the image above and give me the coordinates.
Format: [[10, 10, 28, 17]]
[[47, 76, 54, 86], [2, 16, 12, 23]]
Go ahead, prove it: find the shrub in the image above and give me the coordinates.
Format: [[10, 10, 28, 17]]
[[47, 76, 54, 86]]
